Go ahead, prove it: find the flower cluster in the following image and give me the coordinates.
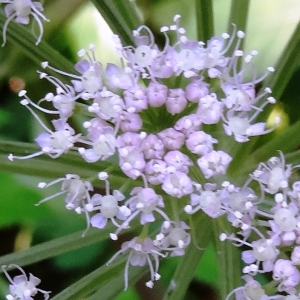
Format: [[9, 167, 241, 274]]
[[6, 10, 296, 298], [218, 153, 300, 299]]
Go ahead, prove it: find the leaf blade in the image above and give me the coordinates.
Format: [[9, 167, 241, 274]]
[[162, 212, 213, 300], [195, 0, 214, 42], [91, 0, 143, 46]]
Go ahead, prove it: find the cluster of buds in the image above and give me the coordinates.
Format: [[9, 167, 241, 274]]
[[2, 1, 298, 298]]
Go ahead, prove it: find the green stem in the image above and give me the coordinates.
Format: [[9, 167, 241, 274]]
[[0, 227, 113, 269], [213, 217, 241, 299], [163, 212, 213, 300], [195, 0, 214, 42]]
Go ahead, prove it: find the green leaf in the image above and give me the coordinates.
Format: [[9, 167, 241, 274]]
[[162, 212, 213, 300], [0, 141, 141, 190], [51, 255, 146, 300], [87, 266, 146, 300], [263, 19, 300, 102], [226, 0, 250, 55], [0, 173, 51, 226], [0, 10, 75, 74], [231, 118, 300, 177], [213, 217, 241, 299], [0, 140, 104, 178], [227, 0, 250, 33], [285, 149, 300, 165], [0, 227, 113, 269], [195, 0, 214, 42], [91, 0, 143, 46], [45, 0, 87, 33], [51, 257, 125, 299]]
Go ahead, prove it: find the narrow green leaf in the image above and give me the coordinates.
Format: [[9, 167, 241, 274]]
[[163, 212, 213, 300], [232, 118, 300, 177], [263, 19, 300, 102], [0, 11, 75, 74], [0, 141, 141, 190], [285, 149, 300, 165], [91, 0, 143, 46], [0, 227, 112, 270], [226, 0, 250, 55], [195, 0, 214, 42], [51, 257, 128, 300], [227, 0, 250, 33], [87, 266, 147, 300], [213, 217, 241, 299], [45, 0, 87, 32], [0, 141, 107, 179]]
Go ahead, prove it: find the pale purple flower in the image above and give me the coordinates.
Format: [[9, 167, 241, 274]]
[[162, 171, 193, 198], [222, 111, 269, 143], [185, 183, 225, 218], [37, 174, 94, 236], [221, 83, 255, 111], [119, 112, 143, 132], [197, 93, 223, 124], [107, 237, 165, 290], [36, 119, 80, 156], [291, 246, 300, 265], [90, 174, 129, 230], [251, 152, 292, 194], [78, 118, 116, 162], [141, 134, 165, 159], [174, 41, 206, 77], [272, 205, 298, 232], [106, 63, 133, 90], [158, 128, 185, 150], [154, 221, 191, 256], [41, 45, 103, 99], [163, 150, 193, 174], [117, 133, 146, 179], [2, 264, 50, 300], [242, 238, 279, 273], [166, 88, 187, 115], [36, 73, 79, 119], [174, 114, 202, 135], [118, 146, 146, 179], [150, 49, 174, 78], [197, 150, 232, 179], [88, 89, 125, 121], [124, 85, 148, 112], [124, 187, 167, 225], [222, 185, 259, 229], [186, 131, 218, 155], [185, 78, 209, 103], [225, 275, 269, 300], [144, 159, 167, 185], [2, 0, 49, 46], [146, 81, 168, 107], [117, 132, 143, 149], [269, 218, 298, 247], [72, 50, 102, 95], [8, 114, 80, 161], [273, 259, 300, 293]]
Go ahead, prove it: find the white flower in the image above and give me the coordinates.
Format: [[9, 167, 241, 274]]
[[2, 264, 50, 300], [1, 0, 49, 46]]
